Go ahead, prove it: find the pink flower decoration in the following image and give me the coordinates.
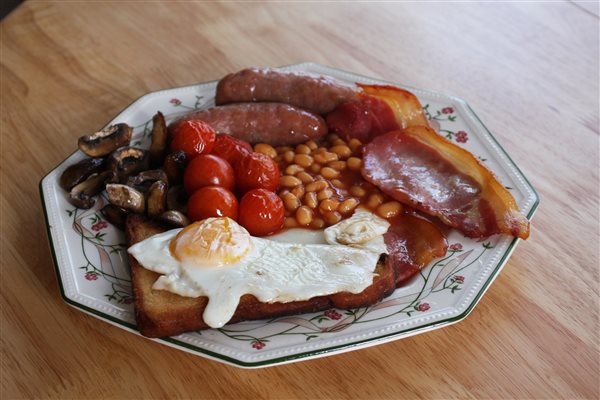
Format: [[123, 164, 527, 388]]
[[454, 275, 465, 283], [92, 221, 108, 231], [170, 98, 182, 106], [417, 303, 430, 312], [455, 130, 468, 143], [252, 341, 266, 350], [449, 243, 463, 251], [324, 309, 342, 320], [85, 271, 98, 281], [441, 107, 454, 114]]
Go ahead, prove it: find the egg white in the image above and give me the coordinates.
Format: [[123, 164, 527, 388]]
[[128, 209, 389, 328]]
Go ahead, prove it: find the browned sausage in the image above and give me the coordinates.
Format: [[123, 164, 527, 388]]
[[169, 103, 327, 146], [215, 68, 358, 115]]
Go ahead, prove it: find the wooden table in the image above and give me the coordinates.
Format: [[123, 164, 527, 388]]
[[2, 2, 598, 398]]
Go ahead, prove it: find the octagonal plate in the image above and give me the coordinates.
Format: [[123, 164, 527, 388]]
[[40, 63, 539, 368]]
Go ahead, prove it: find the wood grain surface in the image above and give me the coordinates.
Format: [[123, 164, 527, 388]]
[[1, 2, 598, 398]]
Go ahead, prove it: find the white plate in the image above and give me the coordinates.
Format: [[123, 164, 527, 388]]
[[40, 63, 539, 368]]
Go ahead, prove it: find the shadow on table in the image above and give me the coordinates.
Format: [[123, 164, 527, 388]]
[[1, 0, 22, 20]]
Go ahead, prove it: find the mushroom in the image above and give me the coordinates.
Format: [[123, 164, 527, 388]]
[[149, 112, 168, 167], [106, 184, 145, 214], [78, 123, 133, 157], [68, 171, 116, 209], [107, 147, 149, 183], [126, 169, 168, 192], [166, 185, 188, 214], [59, 157, 106, 191], [157, 210, 190, 228], [100, 204, 129, 230], [162, 150, 187, 184], [147, 180, 168, 217]]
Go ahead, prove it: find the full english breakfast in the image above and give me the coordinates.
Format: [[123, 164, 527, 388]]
[[59, 67, 530, 337]]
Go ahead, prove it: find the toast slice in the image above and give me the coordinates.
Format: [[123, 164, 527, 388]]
[[126, 214, 397, 338]]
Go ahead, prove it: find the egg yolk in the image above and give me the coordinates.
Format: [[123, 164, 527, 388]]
[[170, 217, 252, 267]]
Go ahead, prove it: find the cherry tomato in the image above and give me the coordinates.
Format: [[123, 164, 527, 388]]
[[183, 154, 235, 194], [211, 134, 252, 166], [235, 152, 280, 194], [187, 186, 238, 222], [170, 120, 216, 160], [238, 189, 285, 236]]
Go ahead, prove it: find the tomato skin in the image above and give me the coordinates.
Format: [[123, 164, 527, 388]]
[[211, 134, 252, 166], [235, 152, 280, 194], [238, 189, 285, 236], [183, 154, 235, 194], [186, 186, 239, 222], [170, 120, 216, 160]]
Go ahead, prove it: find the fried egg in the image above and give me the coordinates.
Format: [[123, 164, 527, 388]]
[[128, 209, 390, 328]]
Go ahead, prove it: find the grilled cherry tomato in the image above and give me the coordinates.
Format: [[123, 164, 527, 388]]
[[238, 189, 284, 236], [211, 134, 252, 166], [183, 154, 235, 194], [170, 120, 216, 160], [187, 186, 238, 222], [235, 152, 280, 193]]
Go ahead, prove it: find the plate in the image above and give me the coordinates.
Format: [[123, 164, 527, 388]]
[[40, 63, 539, 368]]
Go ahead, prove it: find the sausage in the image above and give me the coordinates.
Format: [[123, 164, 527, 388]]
[[215, 68, 358, 115], [169, 103, 327, 146]]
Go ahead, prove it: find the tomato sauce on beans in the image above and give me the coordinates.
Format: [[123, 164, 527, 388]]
[[269, 133, 404, 229]]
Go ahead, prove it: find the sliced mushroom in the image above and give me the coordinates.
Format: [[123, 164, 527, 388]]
[[162, 150, 187, 184], [108, 147, 149, 183], [147, 180, 168, 217], [126, 169, 168, 192], [78, 123, 133, 157], [149, 112, 168, 167], [68, 171, 116, 209], [100, 204, 129, 230], [106, 184, 145, 214], [166, 185, 188, 214], [59, 157, 106, 191], [157, 210, 190, 227]]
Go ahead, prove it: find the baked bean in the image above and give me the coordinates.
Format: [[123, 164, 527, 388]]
[[317, 188, 333, 201], [304, 192, 318, 209], [330, 179, 347, 189], [254, 143, 277, 158], [285, 164, 304, 175], [277, 146, 293, 154], [284, 217, 298, 228], [338, 198, 359, 214], [310, 163, 322, 174], [330, 145, 352, 159], [313, 151, 338, 164], [310, 218, 325, 229], [347, 157, 362, 171], [349, 185, 366, 197], [283, 150, 295, 163], [320, 167, 340, 180], [280, 175, 302, 188], [296, 144, 311, 155], [319, 198, 339, 212], [281, 192, 300, 212], [296, 171, 314, 184], [314, 147, 328, 154], [306, 180, 328, 192], [326, 133, 340, 142], [377, 201, 403, 218], [323, 211, 342, 225], [296, 206, 313, 226], [348, 138, 362, 153], [328, 160, 347, 171], [366, 193, 384, 208], [290, 185, 305, 198], [294, 154, 313, 168], [305, 140, 318, 150]]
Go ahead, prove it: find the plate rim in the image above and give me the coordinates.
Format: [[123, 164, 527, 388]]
[[39, 62, 540, 368]]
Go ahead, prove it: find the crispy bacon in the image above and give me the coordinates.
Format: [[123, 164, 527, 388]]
[[384, 213, 448, 285], [357, 84, 430, 129], [362, 126, 530, 239]]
